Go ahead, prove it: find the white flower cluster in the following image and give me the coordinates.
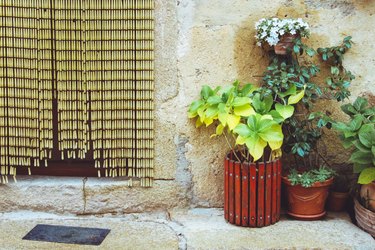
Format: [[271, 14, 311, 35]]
[[255, 18, 310, 47]]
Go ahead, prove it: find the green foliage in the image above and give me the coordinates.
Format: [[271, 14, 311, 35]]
[[260, 33, 354, 162], [187, 81, 300, 162], [317, 36, 354, 101], [288, 166, 336, 187], [333, 97, 375, 184]]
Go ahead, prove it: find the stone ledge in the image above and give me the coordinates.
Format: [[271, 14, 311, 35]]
[[0, 176, 188, 215], [0, 209, 373, 250], [171, 208, 375, 250]]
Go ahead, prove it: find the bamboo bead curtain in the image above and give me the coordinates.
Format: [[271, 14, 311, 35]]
[[0, 0, 154, 186]]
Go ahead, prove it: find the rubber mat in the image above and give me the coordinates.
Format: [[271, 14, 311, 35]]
[[22, 224, 110, 245]]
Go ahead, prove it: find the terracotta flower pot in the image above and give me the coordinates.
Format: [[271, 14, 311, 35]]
[[327, 191, 349, 212], [354, 198, 375, 237], [282, 177, 334, 220], [274, 34, 297, 55]]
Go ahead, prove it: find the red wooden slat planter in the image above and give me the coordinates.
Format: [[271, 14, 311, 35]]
[[224, 152, 282, 227]]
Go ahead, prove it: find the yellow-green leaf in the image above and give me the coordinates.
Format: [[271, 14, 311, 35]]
[[268, 140, 283, 150], [188, 111, 198, 118], [288, 88, 305, 105], [227, 114, 241, 131], [236, 135, 246, 145], [216, 124, 224, 135], [245, 136, 267, 161], [234, 104, 255, 117], [218, 112, 228, 126], [204, 117, 214, 127], [196, 118, 203, 128], [197, 107, 206, 122], [275, 103, 294, 119]]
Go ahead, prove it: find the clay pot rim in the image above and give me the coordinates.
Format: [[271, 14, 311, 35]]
[[282, 176, 334, 188]]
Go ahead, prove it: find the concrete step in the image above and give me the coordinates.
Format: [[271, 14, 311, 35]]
[[0, 209, 374, 250]]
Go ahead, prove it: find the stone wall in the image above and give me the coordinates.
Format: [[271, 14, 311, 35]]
[[0, 0, 374, 214]]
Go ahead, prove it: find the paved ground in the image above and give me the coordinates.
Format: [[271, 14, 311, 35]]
[[0, 209, 374, 250]]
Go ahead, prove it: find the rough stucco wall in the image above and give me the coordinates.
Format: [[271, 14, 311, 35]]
[[0, 0, 374, 214]]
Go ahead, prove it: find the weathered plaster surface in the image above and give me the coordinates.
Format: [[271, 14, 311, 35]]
[[0, 0, 374, 214]]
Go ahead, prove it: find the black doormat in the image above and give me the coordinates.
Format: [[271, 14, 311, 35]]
[[23, 224, 110, 246]]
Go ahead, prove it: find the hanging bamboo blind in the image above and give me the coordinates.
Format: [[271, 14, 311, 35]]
[[0, 0, 154, 186]]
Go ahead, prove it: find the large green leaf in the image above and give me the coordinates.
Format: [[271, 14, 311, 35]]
[[245, 136, 267, 161], [341, 103, 357, 116], [358, 167, 375, 184], [269, 110, 285, 123], [349, 150, 372, 164], [358, 123, 375, 148], [353, 139, 371, 153], [247, 115, 258, 131], [232, 97, 251, 107], [251, 94, 273, 114], [234, 104, 255, 117], [353, 97, 368, 112], [207, 96, 222, 105], [348, 115, 364, 131], [205, 105, 219, 118], [233, 124, 252, 137], [200, 85, 214, 99], [259, 124, 284, 142], [275, 103, 295, 119], [257, 116, 275, 132], [189, 100, 204, 113], [241, 83, 256, 96], [332, 122, 349, 132]]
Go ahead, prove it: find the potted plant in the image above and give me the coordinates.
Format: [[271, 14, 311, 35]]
[[255, 17, 310, 55], [283, 166, 335, 219], [333, 96, 375, 236], [326, 171, 351, 212], [257, 17, 354, 219], [188, 80, 304, 227]]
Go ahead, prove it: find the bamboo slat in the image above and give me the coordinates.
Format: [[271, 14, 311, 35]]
[[0, 0, 154, 186]]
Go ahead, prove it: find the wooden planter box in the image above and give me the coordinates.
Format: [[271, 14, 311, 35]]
[[224, 152, 282, 227]]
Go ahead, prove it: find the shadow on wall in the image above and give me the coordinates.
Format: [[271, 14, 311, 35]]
[[233, 18, 269, 86]]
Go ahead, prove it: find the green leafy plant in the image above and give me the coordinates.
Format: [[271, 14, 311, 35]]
[[317, 36, 355, 101], [188, 81, 304, 162], [259, 30, 355, 167], [333, 97, 375, 184], [288, 166, 336, 187]]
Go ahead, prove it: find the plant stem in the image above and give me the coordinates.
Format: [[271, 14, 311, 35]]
[[223, 130, 241, 162]]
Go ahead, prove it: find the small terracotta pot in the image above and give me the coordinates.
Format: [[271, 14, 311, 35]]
[[274, 34, 297, 55], [282, 177, 333, 220], [327, 191, 349, 212], [359, 182, 375, 212], [354, 198, 375, 237]]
